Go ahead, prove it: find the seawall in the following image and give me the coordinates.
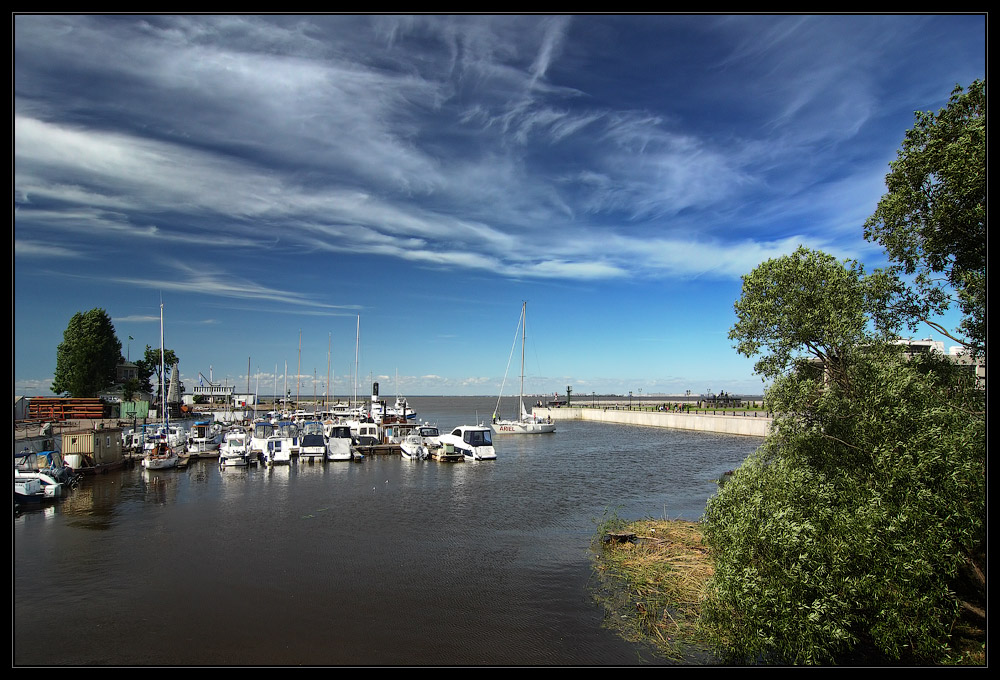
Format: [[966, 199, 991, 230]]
[[533, 407, 770, 437]]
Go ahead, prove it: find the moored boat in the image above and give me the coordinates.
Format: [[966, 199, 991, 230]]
[[492, 302, 556, 435], [438, 425, 496, 461], [219, 428, 252, 468]]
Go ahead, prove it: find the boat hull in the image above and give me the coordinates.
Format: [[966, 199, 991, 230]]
[[491, 420, 556, 434]]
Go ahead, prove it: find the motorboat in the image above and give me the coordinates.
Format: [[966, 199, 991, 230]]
[[350, 420, 380, 448], [142, 423, 187, 452], [386, 395, 417, 420], [15, 449, 79, 487], [187, 420, 222, 454], [438, 425, 497, 461], [298, 421, 327, 462], [400, 434, 427, 460], [14, 470, 65, 504], [400, 425, 441, 460], [324, 424, 353, 461], [492, 302, 556, 435], [219, 428, 252, 468], [266, 421, 299, 465]]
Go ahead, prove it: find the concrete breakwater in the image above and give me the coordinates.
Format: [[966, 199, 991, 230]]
[[533, 406, 771, 437]]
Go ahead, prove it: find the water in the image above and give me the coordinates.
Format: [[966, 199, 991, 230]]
[[14, 396, 760, 665]]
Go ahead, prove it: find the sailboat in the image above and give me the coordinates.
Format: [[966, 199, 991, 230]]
[[491, 302, 556, 435], [143, 302, 180, 469]]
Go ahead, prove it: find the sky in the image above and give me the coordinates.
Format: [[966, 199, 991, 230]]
[[14, 14, 985, 399]]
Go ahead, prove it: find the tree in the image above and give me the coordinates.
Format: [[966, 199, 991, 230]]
[[51, 308, 123, 398], [864, 80, 986, 357], [728, 246, 899, 387], [135, 344, 179, 396], [704, 249, 985, 664]]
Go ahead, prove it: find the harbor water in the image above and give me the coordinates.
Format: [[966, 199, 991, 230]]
[[14, 396, 761, 665]]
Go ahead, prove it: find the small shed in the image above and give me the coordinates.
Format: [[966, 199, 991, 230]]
[[61, 426, 124, 473]]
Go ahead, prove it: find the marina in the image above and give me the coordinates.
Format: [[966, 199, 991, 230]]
[[14, 395, 761, 665]]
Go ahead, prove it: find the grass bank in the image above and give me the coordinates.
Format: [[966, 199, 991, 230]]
[[590, 513, 718, 663], [590, 513, 985, 665]]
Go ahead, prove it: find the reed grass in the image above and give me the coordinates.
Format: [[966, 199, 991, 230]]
[[591, 512, 718, 662]]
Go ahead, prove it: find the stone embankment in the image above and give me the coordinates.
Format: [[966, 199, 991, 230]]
[[533, 406, 771, 437]]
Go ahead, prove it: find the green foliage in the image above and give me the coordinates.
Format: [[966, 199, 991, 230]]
[[703, 350, 984, 664], [708, 235, 985, 663], [51, 308, 123, 398], [135, 344, 179, 394], [728, 247, 900, 385], [864, 80, 986, 356]]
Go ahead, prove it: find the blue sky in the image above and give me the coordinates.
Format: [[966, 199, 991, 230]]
[[14, 15, 985, 398]]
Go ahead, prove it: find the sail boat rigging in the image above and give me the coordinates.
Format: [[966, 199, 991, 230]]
[[491, 302, 556, 435], [143, 301, 180, 469]]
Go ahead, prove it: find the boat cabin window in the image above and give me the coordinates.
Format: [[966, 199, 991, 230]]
[[463, 429, 492, 447]]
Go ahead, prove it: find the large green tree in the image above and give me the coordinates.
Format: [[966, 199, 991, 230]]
[[51, 308, 123, 398], [864, 80, 986, 357], [705, 250, 984, 663]]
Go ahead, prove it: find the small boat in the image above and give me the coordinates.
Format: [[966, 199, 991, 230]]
[[400, 425, 441, 460], [438, 425, 497, 461], [400, 434, 427, 460], [143, 441, 179, 470], [219, 428, 252, 468], [14, 471, 65, 504]]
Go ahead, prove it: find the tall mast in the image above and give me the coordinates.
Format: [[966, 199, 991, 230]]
[[354, 315, 360, 406], [520, 301, 526, 414], [160, 302, 167, 430]]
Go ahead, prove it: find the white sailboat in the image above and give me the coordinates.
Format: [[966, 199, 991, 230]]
[[143, 303, 180, 470], [491, 302, 556, 435]]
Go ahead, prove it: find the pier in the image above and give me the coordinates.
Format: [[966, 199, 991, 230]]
[[533, 406, 770, 437]]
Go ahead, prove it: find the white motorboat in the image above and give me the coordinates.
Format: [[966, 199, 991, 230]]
[[219, 428, 252, 468], [14, 471, 65, 503], [298, 421, 327, 462], [187, 420, 222, 454], [265, 421, 299, 465], [492, 302, 556, 435], [324, 423, 353, 461], [399, 434, 426, 460], [438, 425, 497, 461], [386, 395, 417, 420], [400, 425, 441, 460], [142, 424, 187, 452]]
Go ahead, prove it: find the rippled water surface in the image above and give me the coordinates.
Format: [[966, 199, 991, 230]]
[[15, 397, 760, 665]]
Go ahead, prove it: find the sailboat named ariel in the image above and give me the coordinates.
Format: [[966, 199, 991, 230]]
[[491, 302, 556, 435]]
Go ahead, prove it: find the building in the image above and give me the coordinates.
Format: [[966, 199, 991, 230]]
[[61, 426, 125, 474], [895, 338, 985, 389]]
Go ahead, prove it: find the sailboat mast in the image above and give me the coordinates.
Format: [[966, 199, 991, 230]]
[[160, 302, 167, 430], [520, 301, 526, 413], [354, 315, 360, 407]]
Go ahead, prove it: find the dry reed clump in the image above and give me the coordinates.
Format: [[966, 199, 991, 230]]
[[592, 518, 716, 661]]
